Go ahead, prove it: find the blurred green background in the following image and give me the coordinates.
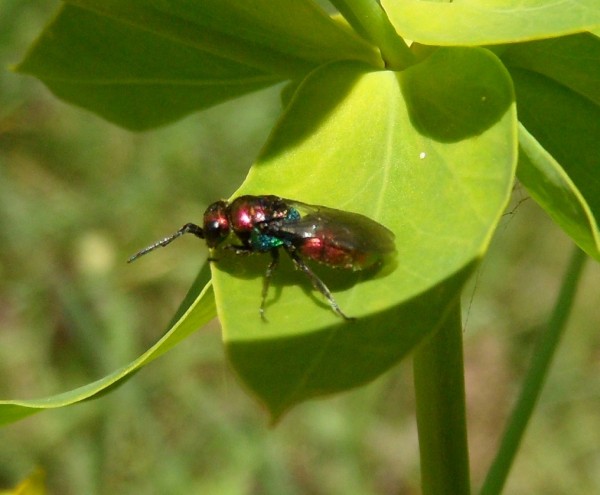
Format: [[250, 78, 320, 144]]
[[1, 2, 599, 493]]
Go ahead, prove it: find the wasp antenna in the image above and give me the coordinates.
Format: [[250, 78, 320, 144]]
[[127, 223, 204, 263]]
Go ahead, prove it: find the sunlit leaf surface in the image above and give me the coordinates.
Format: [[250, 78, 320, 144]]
[[382, 0, 600, 46], [213, 49, 516, 418]]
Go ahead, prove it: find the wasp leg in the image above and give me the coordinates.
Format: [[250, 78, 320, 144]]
[[284, 247, 355, 321], [206, 243, 255, 263], [260, 249, 279, 321], [128, 223, 204, 263], [223, 244, 253, 255], [209, 244, 255, 263]]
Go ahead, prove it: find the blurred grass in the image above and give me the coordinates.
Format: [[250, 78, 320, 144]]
[[0, 2, 599, 494]]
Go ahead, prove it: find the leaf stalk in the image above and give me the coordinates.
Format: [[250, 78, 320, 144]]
[[330, 0, 415, 70], [414, 301, 471, 495]]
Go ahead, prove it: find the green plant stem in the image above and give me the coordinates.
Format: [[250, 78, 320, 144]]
[[479, 246, 587, 495], [329, 0, 415, 70], [414, 301, 471, 495]]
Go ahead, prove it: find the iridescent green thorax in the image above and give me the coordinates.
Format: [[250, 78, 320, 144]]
[[249, 206, 300, 252]]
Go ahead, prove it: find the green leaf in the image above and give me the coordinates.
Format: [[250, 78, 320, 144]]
[[500, 34, 600, 258], [69, 0, 379, 68], [16, 0, 380, 130], [214, 48, 516, 419], [381, 0, 600, 46], [507, 65, 600, 260], [501, 33, 600, 107], [16, 5, 279, 130], [518, 127, 600, 260], [0, 267, 215, 426]]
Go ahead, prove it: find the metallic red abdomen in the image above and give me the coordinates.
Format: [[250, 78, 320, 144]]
[[298, 235, 377, 270]]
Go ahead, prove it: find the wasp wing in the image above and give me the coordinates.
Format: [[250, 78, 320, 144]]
[[264, 200, 396, 270]]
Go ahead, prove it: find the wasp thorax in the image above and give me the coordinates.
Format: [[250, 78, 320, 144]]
[[228, 195, 289, 233]]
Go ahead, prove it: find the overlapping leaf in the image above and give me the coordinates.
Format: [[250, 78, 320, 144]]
[[16, 0, 380, 130], [211, 48, 516, 419], [501, 34, 600, 259], [517, 127, 600, 260], [501, 33, 600, 106], [382, 0, 600, 46]]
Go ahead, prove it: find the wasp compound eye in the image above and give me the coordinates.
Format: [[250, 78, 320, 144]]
[[202, 200, 231, 248]]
